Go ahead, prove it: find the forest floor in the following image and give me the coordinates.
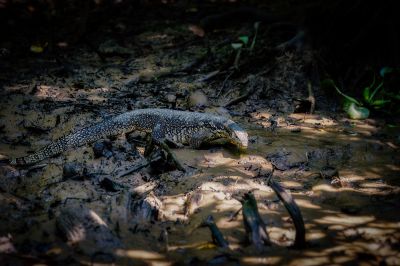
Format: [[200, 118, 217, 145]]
[[0, 2, 399, 265]]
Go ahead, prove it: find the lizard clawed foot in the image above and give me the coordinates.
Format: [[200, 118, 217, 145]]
[[158, 141, 185, 172], [145, 138, 185, 172]]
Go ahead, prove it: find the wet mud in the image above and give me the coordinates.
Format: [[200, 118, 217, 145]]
[[0, 3, 399, 265]]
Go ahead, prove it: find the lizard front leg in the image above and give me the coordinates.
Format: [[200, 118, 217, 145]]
[[148, 124, 185, 172], [189, 130, 228, 149]]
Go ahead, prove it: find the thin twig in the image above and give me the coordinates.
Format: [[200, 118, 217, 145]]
[[217, 70, 235, 97], [196, 70, 222, 82], [117, 157, 160, 178]]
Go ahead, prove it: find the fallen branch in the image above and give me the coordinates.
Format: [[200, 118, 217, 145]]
[[117, 156, 161, 178]]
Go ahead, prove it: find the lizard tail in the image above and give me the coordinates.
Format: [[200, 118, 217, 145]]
[[10, 118, 128, 166], [6, 158, 26, 166]]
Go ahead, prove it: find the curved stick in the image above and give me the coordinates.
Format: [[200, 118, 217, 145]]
[[267, 177, 306, 248]]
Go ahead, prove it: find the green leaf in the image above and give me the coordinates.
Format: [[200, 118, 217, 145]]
[[335, 85, 362, 105], [369, 81, 384, 101], [346, 102, 370, 120], [363, 86, 371, 102], [250, 22, 260, 53], [238, 36, 249, 45], [371, 99, 391, 107], [323, 78, 362, 105], [343, 99, 352, 112]]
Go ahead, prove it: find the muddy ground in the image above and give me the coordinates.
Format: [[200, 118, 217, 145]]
[[0, 2, 399, 265]]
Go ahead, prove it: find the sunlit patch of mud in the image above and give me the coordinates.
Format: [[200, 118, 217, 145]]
[[0, 105, 399, 265]]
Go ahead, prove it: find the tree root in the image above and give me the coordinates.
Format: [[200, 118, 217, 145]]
[[267, 173, 306, 248]]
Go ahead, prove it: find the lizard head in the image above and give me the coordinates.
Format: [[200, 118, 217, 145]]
[[223, 120, 248, 150]]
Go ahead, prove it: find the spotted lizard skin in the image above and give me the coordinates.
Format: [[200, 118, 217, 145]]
[[9, 109, 248, 165]]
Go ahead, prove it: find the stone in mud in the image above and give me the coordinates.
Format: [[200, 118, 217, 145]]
[[93, 141, 113, 159], [188, 90, 208, 108], [56, 204, 122, 256], [165, 94, 177, 103], [63, 162, 84, 179], [99, 177, 127, 192], [204, 107, 231, 118]]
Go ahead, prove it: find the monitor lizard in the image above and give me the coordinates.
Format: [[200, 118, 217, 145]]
[[5, 109, 248, 171]]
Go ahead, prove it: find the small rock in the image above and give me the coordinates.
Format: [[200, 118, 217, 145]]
[[165, 94, 176, 103], [188, 90, 208, 107], [99, 177, 126, 192], [63, 162, 84, 179], [204, 107, 231, 118], [93, 141, 113, 159]]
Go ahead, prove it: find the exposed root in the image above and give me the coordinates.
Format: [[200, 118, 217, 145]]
[[267, 174, 306, 248]]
